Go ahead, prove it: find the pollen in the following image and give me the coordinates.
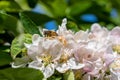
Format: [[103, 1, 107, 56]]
[[111, 58, 120, 69], [113, 45, 120, 54], [58, 36, 67, 46], [41, 55, 52, 66], [59, 53, 69, 63]]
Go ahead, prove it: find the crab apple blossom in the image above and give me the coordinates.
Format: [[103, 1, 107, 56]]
[[11, 18, 120, 79]]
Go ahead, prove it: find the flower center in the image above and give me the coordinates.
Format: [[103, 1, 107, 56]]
[[113, 45, 120, 54], [59, 53, 69, 63], [41, 55, 52, 66], [111, 58, 120, 69]]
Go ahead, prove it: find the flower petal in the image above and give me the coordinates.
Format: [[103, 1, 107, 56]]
[[67, 58, 85, 69], [11, 56, 30, 68], [56, 63, 70, 73], [42, 64, 55, 78], [74, 30, 88, 42], [28, 60, 43, 70], [110, 68, 120, 80]]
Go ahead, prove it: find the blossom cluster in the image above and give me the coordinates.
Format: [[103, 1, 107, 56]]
[[12, 18, 120, 80]]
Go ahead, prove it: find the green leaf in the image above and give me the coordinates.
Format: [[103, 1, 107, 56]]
[[11, 34, 32, 59], [0, 68, 43, 80], [47, 70, 62, 80], [110, 15, 120, 25], [39, 0, 67, 17], [106, 24, 115, 30], [67, 1, 92, 16], [22, 11, 52, 26], [0, 1, 21, 12], [27, 0, 38, 8], [0, 53, 12, 66], [0, 46, 10, 53], [20, 12, 42, 36], [23, 34, 32, 44], [0, 46, 10, 51], [50, 0, 67, 17], [79, 24, 91, 31], [67, 21, 79, 32], [94, 0, 112, 12], [15, 0, 31, 10], [0, 28, 5, 34], [47, 76, 62, 80], [0, 12, 19, 35], [63, 70, 75, 80], [10, 37, 22, 59]]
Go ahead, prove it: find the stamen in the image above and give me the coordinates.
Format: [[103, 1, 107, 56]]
[[113, 45, 120, 53], [40, 55, 52, 66], [58, 36, 67, 46]]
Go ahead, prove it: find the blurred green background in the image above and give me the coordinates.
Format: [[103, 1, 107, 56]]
[[0, 0, 120, 79]]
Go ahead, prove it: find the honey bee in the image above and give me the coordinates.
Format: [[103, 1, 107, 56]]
[[44, 30, 58, 37], [44, 30, 67, 46]]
